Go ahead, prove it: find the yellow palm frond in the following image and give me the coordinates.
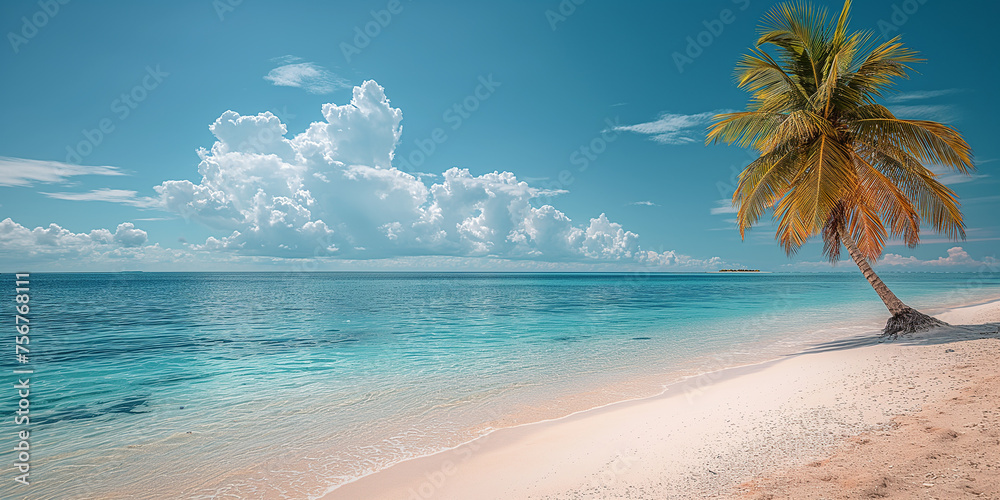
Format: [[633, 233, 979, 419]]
[[711, 0, 975, 263]]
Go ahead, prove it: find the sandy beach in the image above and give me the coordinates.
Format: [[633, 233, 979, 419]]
[[321, 299, 1000, 500]]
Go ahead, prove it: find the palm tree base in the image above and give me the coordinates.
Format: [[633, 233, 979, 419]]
[[882, 307, 948, 339]]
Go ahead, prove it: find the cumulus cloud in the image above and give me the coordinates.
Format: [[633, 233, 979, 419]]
[[0, 217, 242, 271], [785, 246, 997, 271], [112, 222, 148, 247], [264, 57, 349, 94], [614, 110, 729, 145], [0, 218, 148, 254], [879, 246, 989, 268], [0, 157, 124, 187], [151, 80, 722, 270]]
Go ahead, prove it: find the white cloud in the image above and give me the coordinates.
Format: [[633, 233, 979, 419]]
[[0, 218, 147, 254], [889, 105, 956, 122], [710, 199, 737, 215], [148, 80, 723, 270], [272, 55, 301, 65], [706, 219, 739, 231], [963, 195, 1000, 205], [264, 58, 349, 94], [879, 246, 985, 267], [629, 201, 659, 206], [0, 157, 124, 187], [886, 88, 963, 121], [112, 222, 148, 247], [928, 164, 987, 185], [886, 89, 962, 103], [0, 218, 253, 272], [40, 188, 158, 207], [614, 110, 729, 145], [785, 246, 997, 271]]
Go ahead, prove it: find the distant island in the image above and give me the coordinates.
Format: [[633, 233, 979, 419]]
[[717, 269, 761, 273]]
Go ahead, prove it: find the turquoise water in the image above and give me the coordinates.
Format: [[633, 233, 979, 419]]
[[3, 272, 1000, 498]]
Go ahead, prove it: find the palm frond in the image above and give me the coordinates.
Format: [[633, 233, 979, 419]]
[[852, 118, 974, 172], [710, 0, 974, 263], [733, 143, 801, 238]]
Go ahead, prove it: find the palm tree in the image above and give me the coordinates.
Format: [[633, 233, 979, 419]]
[[707, 0, 975, 337]]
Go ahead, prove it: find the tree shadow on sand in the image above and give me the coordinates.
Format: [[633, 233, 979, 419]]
[[785, 322, 1000, 356]]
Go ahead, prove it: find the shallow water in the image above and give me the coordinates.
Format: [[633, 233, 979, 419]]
[[3, 271, 999, 498]]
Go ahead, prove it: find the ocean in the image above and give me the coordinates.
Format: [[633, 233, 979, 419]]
[[4, 271, 999, 499]]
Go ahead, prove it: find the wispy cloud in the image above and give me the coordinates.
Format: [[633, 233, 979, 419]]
[[706, 218, 739, 231], [614, 110, 731, 145], [886, 89, 962, 103], [264, 56, 349, 94], [884, 226, 999, 246], [710, 199, 737, 215], [885, 89, 963, 121], [929, 164, 988, 185], [962, 195, 1000, 205], [40, 188, 159, 208], [889, 104, 956, 122], [0, 157, 124, 187], [629, 201, 659, 206], [885, 236, 1000, 246]]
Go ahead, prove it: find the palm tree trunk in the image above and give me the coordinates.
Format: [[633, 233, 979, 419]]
[[839, 228, 908, 314], [838, 227, 946, 337]]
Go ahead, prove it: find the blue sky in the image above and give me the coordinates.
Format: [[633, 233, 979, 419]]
[[1, 0, 997, 272]]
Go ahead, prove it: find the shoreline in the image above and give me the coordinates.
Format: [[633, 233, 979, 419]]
[[18, 276, 998, 499], [319, 298, 1000, 500]]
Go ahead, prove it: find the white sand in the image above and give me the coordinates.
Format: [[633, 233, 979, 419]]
[[320, 300, 1000, 500]]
